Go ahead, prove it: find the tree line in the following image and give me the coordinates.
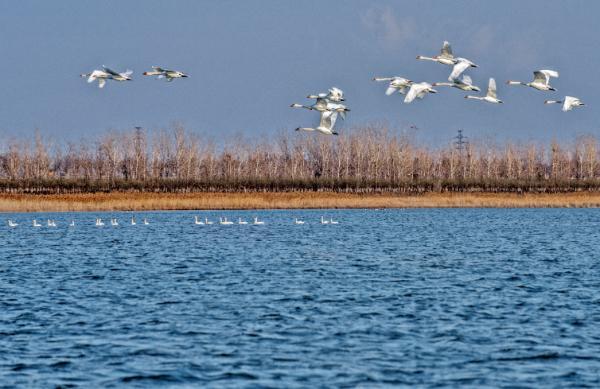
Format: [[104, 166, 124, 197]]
[[1, 125, 599, 194]]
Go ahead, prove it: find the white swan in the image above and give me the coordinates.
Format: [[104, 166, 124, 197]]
[[47, 219, 56, 227], [33, 219, 42, 227], [143, 218, 149, 225], [80, 66, 133, 88], [465, 78, 503, 104], [307, 87, 344, 102], [507, 70, 559, 91], [404, 82, 438, 104], [253, 217, 265, 225], [320, 216, 329, 225], [95, 218, 105, 226], [290, 99, 350, 119], [448, 58, 478, 81], [8, 220, 18, 227], [69, 220, 75, 227], [110, 218, 119, 226], [143, 66, 188, 81], [295, 110, 340, 136], [416, 41, 456, 66], [219, 217, 234, 225], [294, 218, 305, 225], [238, 217, 248, 225], [433, 75, 480, 92], [194, 216, 205, 225], [544, 96, 585, 112], [329, 218, 339, 225], [131, 216, 136, 225], [205, 218, 213, 225], [373, 77, 413, 96]]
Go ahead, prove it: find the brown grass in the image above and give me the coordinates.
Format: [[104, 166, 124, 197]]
[[2, 192, 600, 212]]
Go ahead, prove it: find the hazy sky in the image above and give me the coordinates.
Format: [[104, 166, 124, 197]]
[[0, 0, 598, 145]]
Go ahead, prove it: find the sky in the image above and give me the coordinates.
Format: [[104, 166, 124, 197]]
[[0, 0, 598, 146]]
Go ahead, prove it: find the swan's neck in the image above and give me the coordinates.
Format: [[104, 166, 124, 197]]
[[507, 81, 525, 86], [416, 55, 436, 61]]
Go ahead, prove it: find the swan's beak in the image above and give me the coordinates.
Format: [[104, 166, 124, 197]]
[[471, 63, 478, 68], [549, 87, 556, 91], [182, 74, 189, 77], [430, 89, 438, 93]]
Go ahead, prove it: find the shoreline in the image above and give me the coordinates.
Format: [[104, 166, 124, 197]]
[[1, 192, 600, 212]]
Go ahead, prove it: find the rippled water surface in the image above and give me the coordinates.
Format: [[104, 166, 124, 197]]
[[1, 209, 600, 387]]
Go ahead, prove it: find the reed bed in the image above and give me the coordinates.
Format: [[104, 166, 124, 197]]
[[2, 192, 600, 212]]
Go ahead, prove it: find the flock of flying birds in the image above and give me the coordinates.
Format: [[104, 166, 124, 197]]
[[81, 41, 585, 136]]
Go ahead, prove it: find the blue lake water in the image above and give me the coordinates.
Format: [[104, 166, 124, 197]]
[[1, 209, 600, 387]]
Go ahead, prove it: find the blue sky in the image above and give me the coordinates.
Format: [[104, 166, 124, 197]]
[[0, 0, 597, 145]]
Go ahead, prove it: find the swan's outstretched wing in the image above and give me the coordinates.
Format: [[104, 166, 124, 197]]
[[152, 66, 165, 72], [98, 78, 106, 88], [449, 60, 471, 81], [319, 110, 338, 129], [102, 66, 120, 76], [122, 69, 133, 77], [404, 83, 423, 103], [441, 41, 453, 58], [461, 75, 473, 86], [533, 69, 558, 85], [487, 78, 497, 99], [385, 86, 397, 95]]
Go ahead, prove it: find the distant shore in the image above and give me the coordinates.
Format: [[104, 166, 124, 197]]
[[1, 192, 600, 212]]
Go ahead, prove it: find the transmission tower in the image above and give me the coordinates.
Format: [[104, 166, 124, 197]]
[[454, 129, 469, 152]]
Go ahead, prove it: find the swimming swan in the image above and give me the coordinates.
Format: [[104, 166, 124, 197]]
[[33, 219, 42, 227], [253, 217, 265, 225]]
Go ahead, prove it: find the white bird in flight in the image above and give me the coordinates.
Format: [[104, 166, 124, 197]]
[[448, 58, 478, 81], [416, 41, 456, 66], [307, 87, 345, 102], [373, 77, 413, 95], [507, 70, 559, 91], [295, 110, 340, 135], [465, 78, 503, 104], [290, 99, 350, 119], [544, 96, 585, 112], [80, 66, 133, 88], [404, 82, 438, 104], [143, 66, 188, 81], [433, 75, 480, 92]]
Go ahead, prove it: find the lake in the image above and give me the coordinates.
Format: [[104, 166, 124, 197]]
[[1, 209, 599, 387]]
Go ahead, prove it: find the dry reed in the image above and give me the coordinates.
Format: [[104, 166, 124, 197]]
[[2, 192, 600, 213]]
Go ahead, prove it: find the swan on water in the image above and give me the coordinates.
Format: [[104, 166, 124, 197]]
[[219, 217, 234, 225], [544, 96, 585, 112], [194, 216, 205, 225], [95, 218, 105, 226], [295, 110, 341, 136], [110, 218, 119, 226], [329, 218, 339, 224], [507, 70, 559, 91], [8, 220, 18, 227], [205, 218, 213, 225], [131, 216, 136, 225], [404, 82, 438, 104], [48, 219, 56, 227], [69, 220, 75, 227], [238, 217, 248, 225], [416, 41, 456, 66], [143, 218, 149, 225], [465, 78, 503, 104], [307, 87, 344, 102], [143, 66, 188, 81], [253, 217, 265, 225], [320, 216, 329, 224], [373, 77, 413, 96], [33, 219, 42, 227], [433, 75, 480, 92], [80, 66, 133, 88], [294, 218, 305, 225]]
